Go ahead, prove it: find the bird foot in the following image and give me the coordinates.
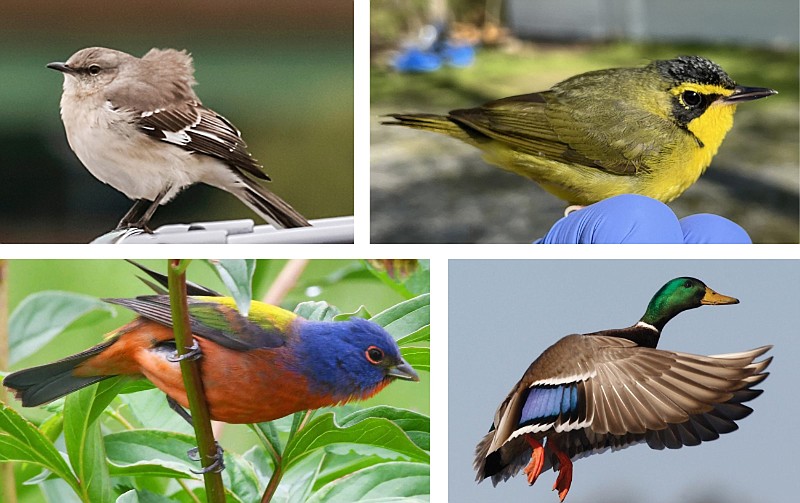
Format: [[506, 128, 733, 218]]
[[167, 341, 203, 362], [188, 442, 225, 474], [114, 223, 154, 234], [522, 435, 545, 486], [551, 445, 573, 502], [564, 205, 585, 216]]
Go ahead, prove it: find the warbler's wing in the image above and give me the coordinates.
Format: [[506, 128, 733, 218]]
[[103, 295, 289, 351], [449, 70, 684, 176], [447, 92, 584, 164], [133, 100, 270, 182]]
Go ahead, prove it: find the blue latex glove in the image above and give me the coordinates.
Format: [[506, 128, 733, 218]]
[[536, 194, 751, 244]]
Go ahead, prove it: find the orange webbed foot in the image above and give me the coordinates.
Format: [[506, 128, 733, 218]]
[[522, 435, 545, 486], [551, 444, 573, 502]]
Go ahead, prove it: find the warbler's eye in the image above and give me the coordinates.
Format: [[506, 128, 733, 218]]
[[365, 346, 384, 364], [682, 90, 703, 107], [88, 64, 101, 75]]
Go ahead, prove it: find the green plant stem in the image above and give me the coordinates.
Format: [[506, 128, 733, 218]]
[[261, 461, 283, 503], [251, 425, 281, 466], [0, 260, 17, 503], [178, 479, 203, 503], [106, 409, 135, 431], [168, 259, 225, 502], [260, 409, 314, 502]]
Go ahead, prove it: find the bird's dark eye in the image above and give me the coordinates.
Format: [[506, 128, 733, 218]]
[[365, 345, 384, 364], [88, 64, 101, 75], [682, 90, 703, 107], [684, 280, 693, 288]]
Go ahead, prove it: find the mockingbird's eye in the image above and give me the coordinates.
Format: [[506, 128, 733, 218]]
[[88, 64, 101, 75]]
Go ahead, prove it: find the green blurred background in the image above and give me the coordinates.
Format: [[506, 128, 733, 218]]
[[0, 1, 353, 243], [3, 259, 429, 502], [4, 259, 428, 415], [370, 0, 799, 243]]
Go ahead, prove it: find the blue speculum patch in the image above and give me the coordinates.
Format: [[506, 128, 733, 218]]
[[520, 383, 579, 426]]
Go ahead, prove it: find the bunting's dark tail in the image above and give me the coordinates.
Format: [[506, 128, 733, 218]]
[[3, 339, 116, 407]]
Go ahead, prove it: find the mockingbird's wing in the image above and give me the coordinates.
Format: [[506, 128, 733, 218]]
[[135, 101, 271, 181]]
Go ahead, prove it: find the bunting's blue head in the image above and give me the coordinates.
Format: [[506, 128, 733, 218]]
[[292, 317, 419, 401]]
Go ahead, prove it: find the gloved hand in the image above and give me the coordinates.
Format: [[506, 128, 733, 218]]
[[536, 194, 751, 244]]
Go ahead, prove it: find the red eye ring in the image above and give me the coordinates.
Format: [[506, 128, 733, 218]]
[[365, 345, 384, 364]]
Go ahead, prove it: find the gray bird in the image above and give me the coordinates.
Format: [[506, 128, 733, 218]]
[[48, 47, 310, 230]]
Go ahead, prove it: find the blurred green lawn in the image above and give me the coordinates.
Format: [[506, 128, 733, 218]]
[[373, 42, 798, 106]]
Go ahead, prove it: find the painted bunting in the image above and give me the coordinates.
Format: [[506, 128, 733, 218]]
[[4, 294, 419, 424]]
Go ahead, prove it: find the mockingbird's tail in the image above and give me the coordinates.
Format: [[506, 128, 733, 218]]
[[232, 178, 311, 228]]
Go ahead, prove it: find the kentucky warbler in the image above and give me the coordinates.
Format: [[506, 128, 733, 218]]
[[384, 56, 776, 205]]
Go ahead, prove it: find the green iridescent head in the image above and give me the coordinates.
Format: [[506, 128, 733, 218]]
[[640, 277, 738, 331]]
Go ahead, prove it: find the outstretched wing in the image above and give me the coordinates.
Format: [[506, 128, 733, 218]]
[[476, 335, 771, 484]]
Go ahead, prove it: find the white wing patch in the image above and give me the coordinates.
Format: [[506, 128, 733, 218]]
[[162, 129, 191, 145], [531, 371, 595, 386]]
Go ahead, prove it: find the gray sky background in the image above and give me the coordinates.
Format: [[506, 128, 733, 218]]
[[449, 260, 799, 503]]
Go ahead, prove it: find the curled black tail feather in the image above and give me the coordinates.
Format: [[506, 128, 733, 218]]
[[3, 339, 116, 407]]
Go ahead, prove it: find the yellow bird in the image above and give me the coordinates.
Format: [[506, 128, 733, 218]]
[[384, 56, 776, 205]]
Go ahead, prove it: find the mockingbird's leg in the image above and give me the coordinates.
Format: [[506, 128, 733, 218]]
[[134, 186, 171, 231], [116, 199, 151, 230]]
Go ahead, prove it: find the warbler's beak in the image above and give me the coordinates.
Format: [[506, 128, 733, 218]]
[[700, 287, 739, 305], [387, 359, 420, 382], [722, 85, 777, 103], [46, 62, 74, 74]]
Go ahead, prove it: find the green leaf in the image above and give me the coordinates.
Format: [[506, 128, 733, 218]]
[[64, 387, 115, 503], [41, 478, 85, 503], [363, 260, 430, 299], [275, 450, 326, 503], [307, 462, 430, 502], [370, 294, 430, 340], [104, 430, 200, 477], [400, 347, 430, 372], [116, 489, 175, 503], [222, 450, 262, 503], [396, 326, 430, 346], [249, 421, 282, 467], [0, 402, 80, 494], [116, 489, 138, 503], [340, 407, 430, 452], [242, 444, 273, 484], [208, 259, 255, 316], [403, 260, 430, 296], [9, 291, 116, 365], [294, 301, 341, 321], [89, 377, 134, 425], [118, 388, 193, 434], [333, 305, 371, 321], [282, 413, 429, 473]]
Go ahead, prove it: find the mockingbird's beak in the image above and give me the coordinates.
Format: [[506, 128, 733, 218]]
[[46, 62, 74, 74]]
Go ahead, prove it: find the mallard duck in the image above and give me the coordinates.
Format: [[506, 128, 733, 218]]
[[474, 277, 772, 501]]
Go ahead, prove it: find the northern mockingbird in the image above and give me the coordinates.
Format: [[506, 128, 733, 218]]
[[48, 47, 310, 230]]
